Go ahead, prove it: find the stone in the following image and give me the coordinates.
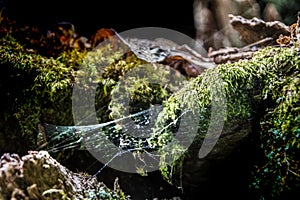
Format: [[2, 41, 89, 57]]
[[0, 151, 130, 199]]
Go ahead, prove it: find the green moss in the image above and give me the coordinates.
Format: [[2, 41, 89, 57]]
[[0, 34, 178, 151], [1, 33, 300, 198], [250, 48, 300, 198], [148, 46, 300, 198], [0, 34, 81, 153]]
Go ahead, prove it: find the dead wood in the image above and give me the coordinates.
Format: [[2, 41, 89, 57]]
[[0, 151, 130, 199], [207, 37, 274, 64], [120, 37, 216, 77], [229, 14, 290, 44]]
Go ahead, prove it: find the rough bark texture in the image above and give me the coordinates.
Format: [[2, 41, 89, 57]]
[[0, 151, 130, 200], [229, 14, 290, 44], [193, 0, 261, 50]]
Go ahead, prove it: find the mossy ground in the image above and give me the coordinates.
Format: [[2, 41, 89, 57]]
[[0, 32, 299, 199]]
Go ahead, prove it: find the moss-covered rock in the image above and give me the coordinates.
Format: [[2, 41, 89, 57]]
[[0, 32, 300, 199]]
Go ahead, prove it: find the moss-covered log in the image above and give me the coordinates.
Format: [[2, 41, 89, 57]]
[[153, 46, 300, 198], [0, 34, 84, 154], [0, 33, 300, 199]]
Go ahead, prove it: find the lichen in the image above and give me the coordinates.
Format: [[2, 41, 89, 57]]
[[0, 151, 130, 200]]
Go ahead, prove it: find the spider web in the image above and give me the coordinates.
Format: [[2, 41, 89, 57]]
[[36, 105, 192, 176], [37, 107, 156, 153]]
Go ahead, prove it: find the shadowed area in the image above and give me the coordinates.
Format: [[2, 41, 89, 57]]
[[1, 0, 196, 38]]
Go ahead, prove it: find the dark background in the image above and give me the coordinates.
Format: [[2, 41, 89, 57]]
[[1, 0, 196, 38]]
